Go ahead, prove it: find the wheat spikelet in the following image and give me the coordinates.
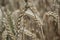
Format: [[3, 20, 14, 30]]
[[1, 7, 16, 40], [26, 1, 45, 40], [43, 11, 58, 40], [15, 12, 24, 40]]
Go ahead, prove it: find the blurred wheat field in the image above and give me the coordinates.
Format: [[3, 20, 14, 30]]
[[0, 0, 59, 40]]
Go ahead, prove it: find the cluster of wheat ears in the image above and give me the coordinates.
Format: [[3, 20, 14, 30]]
[[0, 0, 59, 40]]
